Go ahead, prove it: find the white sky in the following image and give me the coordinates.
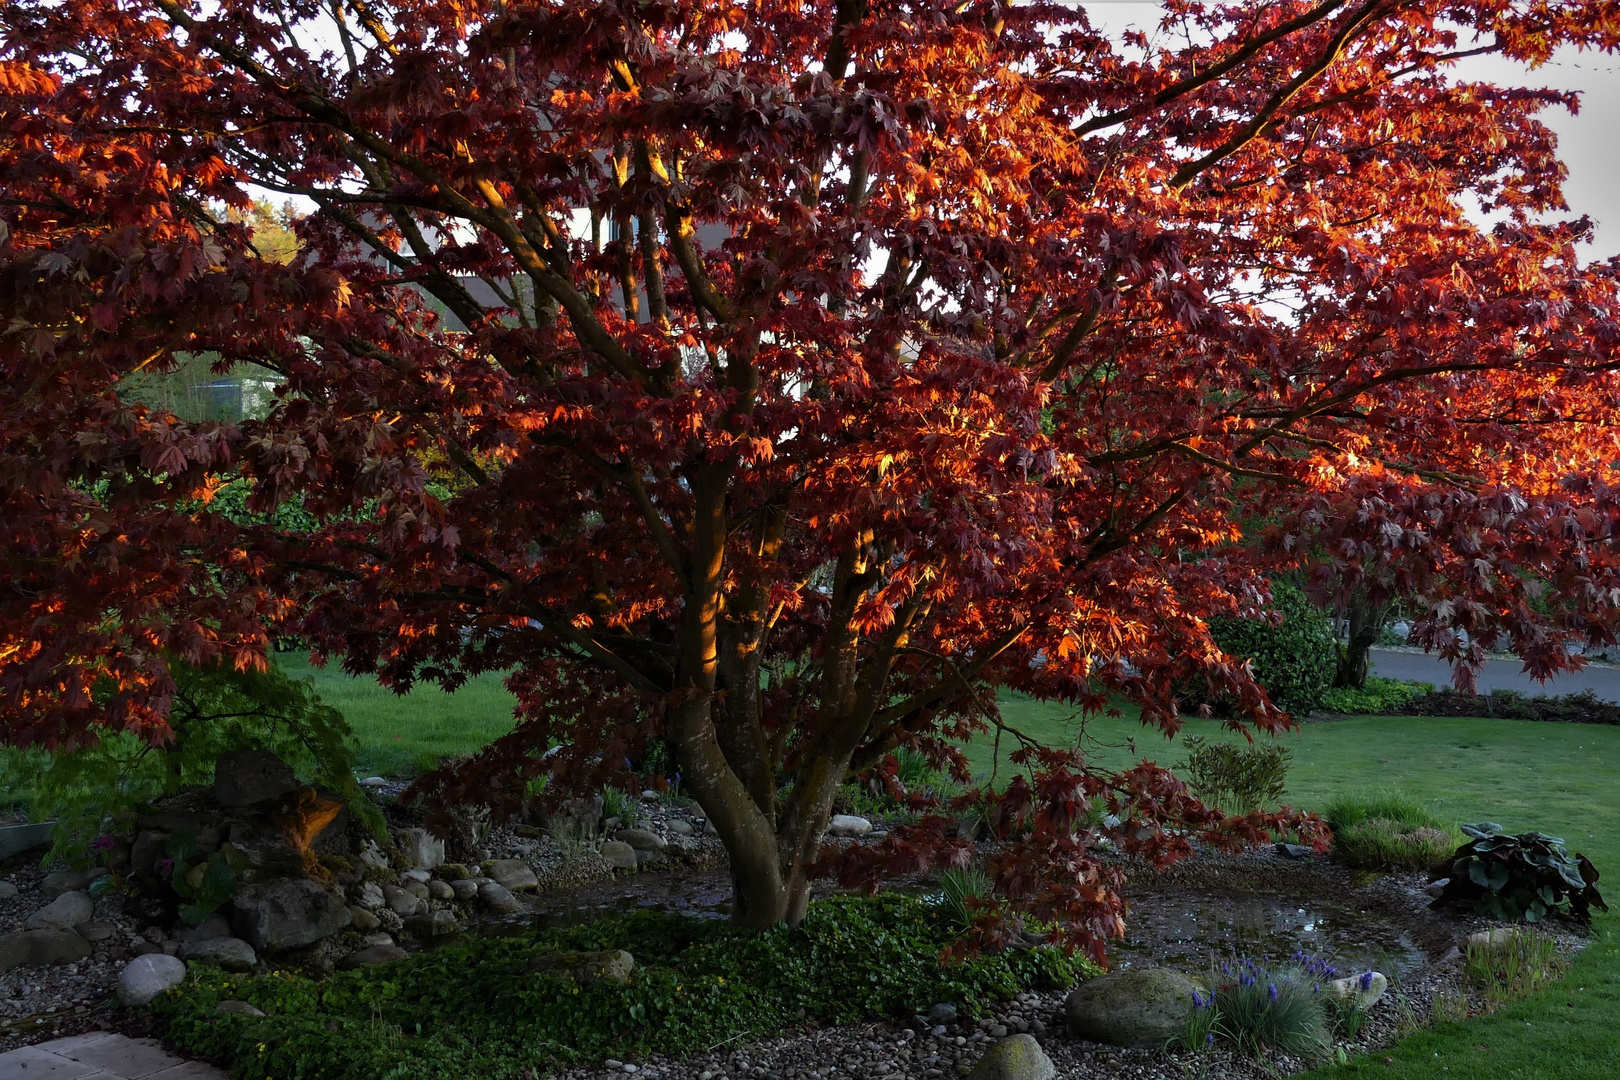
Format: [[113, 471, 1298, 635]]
[[1081, 1, 1620, 260]]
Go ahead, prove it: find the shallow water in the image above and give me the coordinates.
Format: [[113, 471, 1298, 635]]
[[1111, 887, 1427, 976]]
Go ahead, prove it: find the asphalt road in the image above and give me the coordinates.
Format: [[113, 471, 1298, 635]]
[[1371, 647, 1620, 703]]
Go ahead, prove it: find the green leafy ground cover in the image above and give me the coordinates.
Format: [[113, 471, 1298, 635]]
[[155, 895, 1092, 1080]]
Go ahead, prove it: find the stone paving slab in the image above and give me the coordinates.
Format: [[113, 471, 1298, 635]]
[[0, 1034, 225, 1080]]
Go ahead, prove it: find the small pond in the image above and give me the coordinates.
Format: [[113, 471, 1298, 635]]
[[1111, 887, 1427, 977]]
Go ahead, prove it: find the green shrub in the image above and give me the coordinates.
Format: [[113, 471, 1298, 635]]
[[153, 894, 1096, 1080], [1180, 736, 1291, 814], [1318, 677, 1433, 716], [0, 658, 375, 865], [1209, 580, 1337, 716], [1402, 688, 1620, 725], [1321, 792, 1463, 871], [1431, 824, 1608, 924]]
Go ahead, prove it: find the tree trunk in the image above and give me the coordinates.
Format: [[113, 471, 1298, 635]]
[[1334, 597, 1388, 689]]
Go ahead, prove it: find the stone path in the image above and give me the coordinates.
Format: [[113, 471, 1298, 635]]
[[0, 1034, 223, 1080]]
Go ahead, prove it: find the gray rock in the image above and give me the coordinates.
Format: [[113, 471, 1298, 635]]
[[1424, 877, 1450, 898], [545, 795, 606, 843], [78, 921, 117, 943], [213, 749, 299, 808], [965, 1034, 1055, 1080], [403, 881, 430, 901], [354, 881, 386, 909], [178, 937, 257, 973], [358, 840, 390, 871], [231, 878, 351, 953], [118, 953, 188, 1006], [41, 867, 107, 897], [394, 827, 445, 871], [613, 828, 668, 852], [667, 820, 694, 836], [216, 1000, 266, 1017], [1275, 842, 1315, 859], [427, 879, 454, 902], [173, 914, 233, 943], [1326, 971, 1388, 1009], [361, 931, 394, 947], [484, 858, 539, 891], [402, 868, 432, 884], [826, 814, 873, 838], [0, 880, 16, 899], [929, 1002, 959, 1024], [450, 879, 480, 902], [526, 948, 635, 986], [478, 882, 524, 913], [359, 776, 389, 788], [25, 891, 93, 931], [633, 846, 663, 867], [349, 906, 381, 932], [339, 944, 410, 969], [0, 929, 91, 972], [383, 884, 422, 917], [601, 840, 639, 870], [1467, 927, 1521, 951], [1065, 968, 1201, 1048]]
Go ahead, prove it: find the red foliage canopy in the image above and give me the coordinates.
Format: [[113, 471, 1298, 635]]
[[5, 0, 1620, 951]]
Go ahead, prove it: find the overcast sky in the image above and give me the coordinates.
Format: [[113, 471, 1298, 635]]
[[1082, 1, 1620, 261]]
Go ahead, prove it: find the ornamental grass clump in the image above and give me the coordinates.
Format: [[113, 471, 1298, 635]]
[[1181, 953, 1374, 1060], [1323, 791, 1464, 871]]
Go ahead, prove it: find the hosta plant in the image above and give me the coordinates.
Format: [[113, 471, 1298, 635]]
[[1430, 824, 1608, 924]]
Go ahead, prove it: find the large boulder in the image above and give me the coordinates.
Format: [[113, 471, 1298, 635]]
[[1065, 968, 1201, 1048], [0, 929, 91, 972], [394, 827, 445, 871], [231, 879, 351, 953], [483, 859, 539, 891], [478, 882, 523, 914], [600, 841, 639, 870], [25, 891, 93, 932], [966, 1034, 1055, 1080], [177, 937, 258, 973], [826, 815, 873, 838], [118, 954, 188, 1006], [40, 868, 107, 897], [526, 949, 635, 986], [613, 828, 667, 853], [212, 749, 299, 809]]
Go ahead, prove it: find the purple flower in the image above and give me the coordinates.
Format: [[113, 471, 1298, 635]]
[[1206, 1032, 1215, 1045], [89, 834, 115, 852], [1268, 982, 1279, 1002], [1360, 971, 1375, 991], [1191, 990, 1209, 1010], [156, 858, 175, 876]]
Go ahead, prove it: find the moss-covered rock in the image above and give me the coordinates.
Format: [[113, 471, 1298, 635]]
[[965, 1033, 1055, 1080], [1064, 967, 1199, 1048]]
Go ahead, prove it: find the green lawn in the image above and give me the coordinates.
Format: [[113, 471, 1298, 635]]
[[284, 665, 1620, 1079], [275, 652, 519, 777]]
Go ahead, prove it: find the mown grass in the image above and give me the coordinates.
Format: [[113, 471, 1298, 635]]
[[275, 652, 519, 777]]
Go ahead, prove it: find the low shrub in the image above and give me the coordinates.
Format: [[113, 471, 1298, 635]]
[[1321, 792, 1463, 871], [1207, 580, 1337, 717], [1317, 677, 1432, 716], [153, 894, 1096, 1080], [1180, 736, 1292, 814], [1401, 688, 1620, 725], [1431, 824, 1608, 924]]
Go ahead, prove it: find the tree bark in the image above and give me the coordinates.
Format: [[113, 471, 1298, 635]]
[[1334, 596, 1387, 689]]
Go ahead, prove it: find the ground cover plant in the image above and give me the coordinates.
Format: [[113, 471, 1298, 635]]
[[1318, 678, 1433, 717], [1401, 689, 1620, 726], [1321, 792, 1462, 872], [10, 0, 1620, 953], [151, 894, 1094, 1080]]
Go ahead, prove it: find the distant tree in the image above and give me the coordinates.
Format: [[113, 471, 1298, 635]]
[[6, 1, 1620, 952]]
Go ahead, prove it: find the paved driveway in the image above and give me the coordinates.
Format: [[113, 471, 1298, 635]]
[[0, 1033, 222, 1080], [1371, 647, 1620, 703]]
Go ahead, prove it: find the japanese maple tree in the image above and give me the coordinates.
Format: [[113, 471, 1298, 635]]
[[6, 0, 1620, 950]]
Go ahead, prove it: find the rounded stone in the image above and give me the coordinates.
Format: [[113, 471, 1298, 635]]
[[826, 814, 873, 838], [478, 881, 524, 914], [450, 879, 480, 902], [965, 1034, 1054, 1080], [601, 840, 639, 870], [427, 879, 455, 902], [1064, 968, 1200, 1048], [26, 890, 94, 931], [118, 953, 188, 1006], [177, 937, 257, 973]]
